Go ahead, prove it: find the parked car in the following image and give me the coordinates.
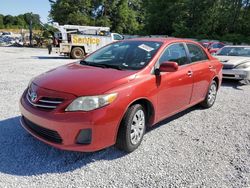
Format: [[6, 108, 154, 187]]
[[215, 46, 250, 81], [1, 31, 12, 36], [19, 38, 223, 152], [199, 41, 210, 48], [207, 42, 225, 54]]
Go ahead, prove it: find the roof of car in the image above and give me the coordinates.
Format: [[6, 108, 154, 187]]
[[223, 45, 250, 48], [126, 37, 197, 44]]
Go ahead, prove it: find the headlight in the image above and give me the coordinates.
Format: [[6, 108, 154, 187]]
[[65, 93, 117, 112], [235, 62, 250, 69]]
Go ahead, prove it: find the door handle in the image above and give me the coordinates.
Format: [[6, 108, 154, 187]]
[[187, 71, 193, 77]]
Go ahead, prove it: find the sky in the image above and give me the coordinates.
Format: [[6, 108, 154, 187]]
[[0, 0, 51, 23]]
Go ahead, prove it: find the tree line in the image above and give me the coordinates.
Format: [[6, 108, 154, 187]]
[[1, 0, 249, 44], [0, 13, 41, 30], [49, 0, 250, 43]]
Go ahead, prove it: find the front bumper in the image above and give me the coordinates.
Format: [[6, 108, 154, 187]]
[[19, 92, 123, 152], [222, 69, 250, 80]]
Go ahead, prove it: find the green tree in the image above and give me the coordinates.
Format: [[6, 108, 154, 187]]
[[112, 0, 140, 34], [23, 13, 42, 29], [49, 0, 93, 25], [49, 0, 143, 34], [14, 15, 27, 28], [48, 0, 250, 43], [3, 15, 16, 28], [0, 14, 4, 29], [143, 0, 184, 35], [143, 0, 250, 43]]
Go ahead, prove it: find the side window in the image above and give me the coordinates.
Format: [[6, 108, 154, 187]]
[[113, 34, 123, 40], [217, 43, 224, 48], [187, 43, 208, 62], [211, 43, 224, 48], [159, 43, 188, 66]]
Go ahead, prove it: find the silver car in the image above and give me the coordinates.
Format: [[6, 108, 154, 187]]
[[215, 46, 250, 81]]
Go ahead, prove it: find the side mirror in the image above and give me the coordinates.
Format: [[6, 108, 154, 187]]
[[160, 61, 179, 71], [155, 61, 178, 75]]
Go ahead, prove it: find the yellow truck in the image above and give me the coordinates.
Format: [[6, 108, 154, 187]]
[[53, 23, 123, 59]]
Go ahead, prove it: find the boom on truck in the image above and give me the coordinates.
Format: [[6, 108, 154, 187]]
[[52, 22, 123, 59]]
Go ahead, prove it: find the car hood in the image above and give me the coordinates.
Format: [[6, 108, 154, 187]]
[[33, 63, 137, 96], [216, 56, 250, 66]]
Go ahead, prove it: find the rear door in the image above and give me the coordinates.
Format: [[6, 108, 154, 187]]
[[156, 43, 193, 121], [185, 43, 215, 104]]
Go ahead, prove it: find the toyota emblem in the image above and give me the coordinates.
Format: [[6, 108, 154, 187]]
[[30, 92, 38, 102]]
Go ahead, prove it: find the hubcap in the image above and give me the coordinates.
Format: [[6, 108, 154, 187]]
[[208, 83, 217, 105], [75, 50, 82, 57], [130, 110, 145, 145]]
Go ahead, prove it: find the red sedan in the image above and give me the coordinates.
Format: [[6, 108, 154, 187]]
[[19, 38, 223, 152], [207, 42, 225, 54]]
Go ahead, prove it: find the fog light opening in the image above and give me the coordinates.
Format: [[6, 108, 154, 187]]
[[76, 129, 92, 145]]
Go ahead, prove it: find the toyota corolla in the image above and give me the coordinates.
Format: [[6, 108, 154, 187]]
[[19, 38, 223, 152]]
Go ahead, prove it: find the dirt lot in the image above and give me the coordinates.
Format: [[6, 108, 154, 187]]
[[0, 47, 249, 188]]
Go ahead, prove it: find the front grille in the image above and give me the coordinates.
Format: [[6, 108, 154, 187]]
[[26, 89, 64, 110], [22, 116, 63, 144], [223, 64, 235, 69]]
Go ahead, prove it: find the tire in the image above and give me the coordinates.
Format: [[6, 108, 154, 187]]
[[116, 104, 146, 152], [200, 80, 218, 108], [71, 47, 85, 59]]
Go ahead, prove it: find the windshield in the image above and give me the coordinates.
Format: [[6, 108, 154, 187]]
[[83, 41, 163, 70], [217, 47, 250, 57]]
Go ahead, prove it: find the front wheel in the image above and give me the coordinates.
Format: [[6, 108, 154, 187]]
[[200, 80, 218, 108], [116, 104, 146, 152]]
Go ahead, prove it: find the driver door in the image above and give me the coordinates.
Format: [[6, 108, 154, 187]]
[[156, 43, 193, 121]]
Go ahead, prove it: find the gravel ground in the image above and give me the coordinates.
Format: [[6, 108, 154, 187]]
[[0, 47, 249, 188]]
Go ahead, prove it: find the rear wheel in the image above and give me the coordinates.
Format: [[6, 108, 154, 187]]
[[200, 80, 217, 108], [116, 104, 146, 152], [71, 47, 85, 59]]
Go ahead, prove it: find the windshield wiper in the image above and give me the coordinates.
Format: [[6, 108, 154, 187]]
[[80, 60, 89, 65], [90, 63, 123, 70], [98, 63, 123, 70], [80, 60, 107, 68], [80, 61, 123, 70], [80, 60, 97, 65]]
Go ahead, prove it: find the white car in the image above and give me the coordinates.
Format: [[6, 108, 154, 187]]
[[215, 46, 250, 81]]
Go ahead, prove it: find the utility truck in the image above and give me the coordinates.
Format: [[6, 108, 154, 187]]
[[52, 22, 123, 59]]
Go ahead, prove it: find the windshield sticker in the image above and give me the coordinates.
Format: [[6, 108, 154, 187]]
[[138, 44, 154, 52]]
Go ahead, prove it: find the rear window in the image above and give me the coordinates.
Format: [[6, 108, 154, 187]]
[[217, 47, 250, 57], [211, 43, 224, 48]]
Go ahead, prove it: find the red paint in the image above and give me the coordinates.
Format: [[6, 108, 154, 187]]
[[159, 61, 179, 72], [19, 38, 223, 152]]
